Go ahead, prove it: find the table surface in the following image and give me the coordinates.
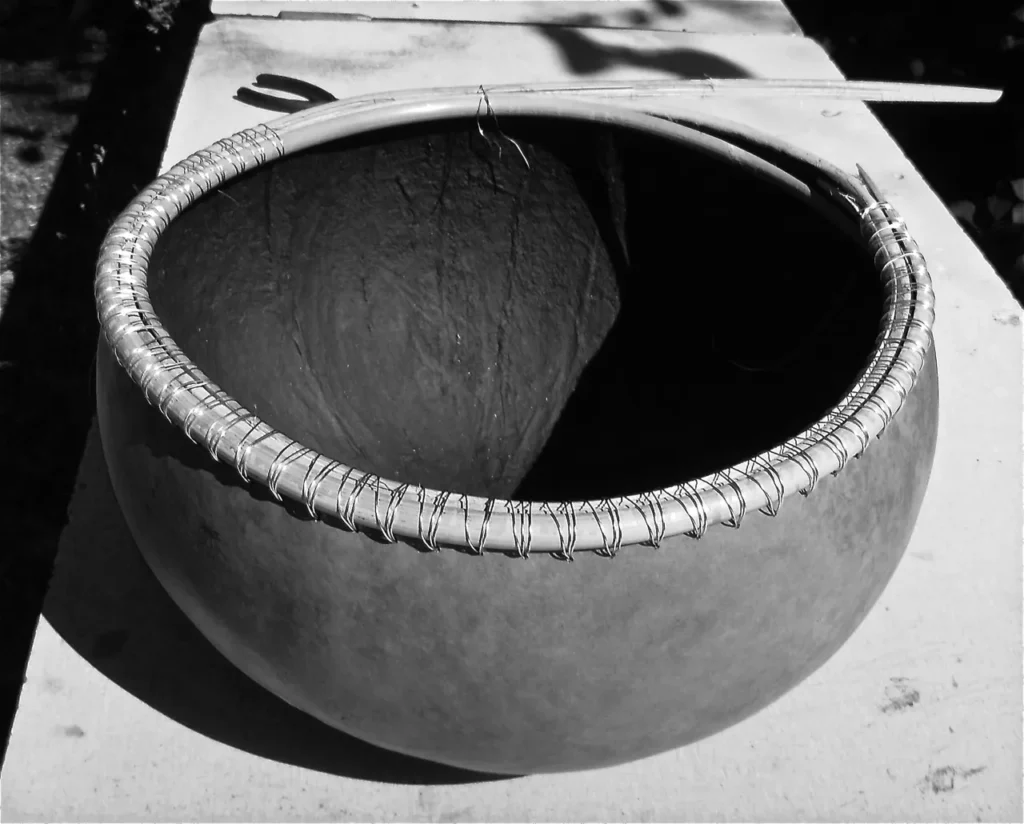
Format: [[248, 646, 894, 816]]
[[208, 0, 803, 34], [2, 4, 1022, 821]]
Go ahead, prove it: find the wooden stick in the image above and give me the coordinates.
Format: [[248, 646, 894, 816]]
[[241, 76, 1003, 109], [652, 78, 1003, 104], [493, 78, 1003, 105]]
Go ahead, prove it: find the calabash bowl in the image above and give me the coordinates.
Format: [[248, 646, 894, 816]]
[[95, 91, 938, 775]]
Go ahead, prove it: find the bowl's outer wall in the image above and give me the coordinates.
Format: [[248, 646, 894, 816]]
[[96, 343, 939, 775]]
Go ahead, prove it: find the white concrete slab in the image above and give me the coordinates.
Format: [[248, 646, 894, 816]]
[[159, 17, 841, 168], [210, 0, 802, 35], [2, 12, 1021, 823]]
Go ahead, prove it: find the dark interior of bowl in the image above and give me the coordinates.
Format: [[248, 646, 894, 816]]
[[146, 115, 883, 503]]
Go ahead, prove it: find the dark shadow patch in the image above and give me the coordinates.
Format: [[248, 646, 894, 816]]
[[1, 124, 48, 141], [16, 144, 45, 164], [47, 96, 88, 115], [536, 23, 750, 78], [516, 121, 880, 501], [651, 0, 685, 18], [0, 0, 210, 772], [0, 80, 59, 95], [91, 628, 129, 659]]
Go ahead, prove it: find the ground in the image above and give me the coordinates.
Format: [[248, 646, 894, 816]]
[[0, 0, 1021, 766]]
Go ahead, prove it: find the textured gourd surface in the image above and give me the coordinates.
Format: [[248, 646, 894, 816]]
[[98, 118, 939, 774], [146, 121, 624, 499]]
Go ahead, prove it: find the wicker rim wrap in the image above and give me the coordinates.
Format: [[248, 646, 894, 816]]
[[95, 88, 935, 558]]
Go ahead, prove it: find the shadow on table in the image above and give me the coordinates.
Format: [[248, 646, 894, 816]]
[[533, 0, 754, 79], [43, 428, 512, 786], [0, 0, 210, 768]]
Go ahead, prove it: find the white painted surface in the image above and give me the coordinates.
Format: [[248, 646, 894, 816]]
[[209, 0, 801, 35], [161, 18, 841, 169], [2, 13, 1021, 824]]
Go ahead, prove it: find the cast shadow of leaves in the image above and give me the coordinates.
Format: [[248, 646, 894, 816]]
[[540, 24, 750, 79], [534, 0, 750, 80]]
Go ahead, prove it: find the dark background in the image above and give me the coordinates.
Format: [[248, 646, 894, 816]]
[[0, 0, 1020, 770]]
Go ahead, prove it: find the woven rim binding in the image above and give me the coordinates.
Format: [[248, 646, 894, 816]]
[[95, 87, 935, 559]]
